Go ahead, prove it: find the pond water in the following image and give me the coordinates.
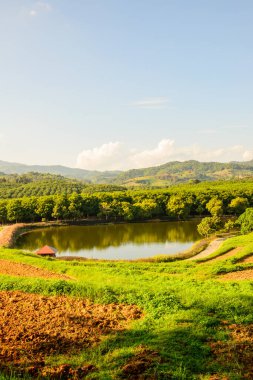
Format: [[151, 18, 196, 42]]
[[16, 221, 201, 260]]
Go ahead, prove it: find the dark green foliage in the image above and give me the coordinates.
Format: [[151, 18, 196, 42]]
[[237, 208, 253, 234], [197, 216, 223, 236], [0, 177, 253, 223]]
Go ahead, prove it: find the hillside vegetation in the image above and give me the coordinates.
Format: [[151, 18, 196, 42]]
[[0, 172, 125, 199], [1, 159, 253, 186]]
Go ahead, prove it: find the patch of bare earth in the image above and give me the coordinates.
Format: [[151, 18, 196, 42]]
[[219, 268, 253, 281], [188, 238, 226, 261], [0, 291, 142, 379], [121, 346, 162, 379], [242, 255, 253, 264], [207, 247, 242, 263], [0, 223, 26, 248], [0, 259, 72, 280], [209, 322, 253, 379]]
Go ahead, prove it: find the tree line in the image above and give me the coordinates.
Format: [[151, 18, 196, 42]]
[[0, 181, 253, 224]]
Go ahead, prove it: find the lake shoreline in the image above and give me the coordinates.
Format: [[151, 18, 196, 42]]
[[0, 217, 213, 262], [0, 217, 202, 248]]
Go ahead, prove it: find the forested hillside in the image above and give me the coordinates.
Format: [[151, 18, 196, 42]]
[[114, 160, 253, 186], [0, 172, 125, 199], [0, 159, 253, 186]]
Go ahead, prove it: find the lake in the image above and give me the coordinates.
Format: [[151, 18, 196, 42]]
[[16, 220, 201, 260]]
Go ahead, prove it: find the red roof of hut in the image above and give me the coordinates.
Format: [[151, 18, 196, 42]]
[[36, 245, 57, 256]]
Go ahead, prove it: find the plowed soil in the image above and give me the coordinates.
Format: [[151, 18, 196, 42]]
[[210, 323, 253, 379], [0, 259, 72, 280], [0, 291, 142, 378], [219, 268, 253, 281], [121, 346, 161, 379]]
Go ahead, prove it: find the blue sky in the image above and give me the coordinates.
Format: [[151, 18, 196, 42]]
[[0, 0, 253, 170]]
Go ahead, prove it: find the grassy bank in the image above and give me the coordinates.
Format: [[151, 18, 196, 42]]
[[0, 233, 253, 379]]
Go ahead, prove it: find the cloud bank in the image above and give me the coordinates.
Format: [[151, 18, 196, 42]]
[[76, 139, 253, 171]]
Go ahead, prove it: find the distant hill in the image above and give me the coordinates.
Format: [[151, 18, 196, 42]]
[[0, 159, 253, 187], [114, 160, 253, 186], [0, 160, 120, 183]]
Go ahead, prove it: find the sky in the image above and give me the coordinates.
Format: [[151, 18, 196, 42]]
[[0, 0, 253, 171]]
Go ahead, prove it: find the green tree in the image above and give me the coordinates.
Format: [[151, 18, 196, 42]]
[[133, 199, 161, 219], [0, 200, 7, 224], [52, 195, 70, 220], [82, 195, 100, 217], [21, 197, 37, 222], [206, 197, 223, 216], [166, 195, 190, 220], [236, 208, 253, 234], [6, 199, 24, 223], [68, 192, 83, 219], [197, 216, 223, 237], [120, 202, 135, 221], [36, 196, 55, 221], [229, 197, 249, 216]]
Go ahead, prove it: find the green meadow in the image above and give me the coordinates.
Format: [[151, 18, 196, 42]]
[[0, 232, 253, 379]]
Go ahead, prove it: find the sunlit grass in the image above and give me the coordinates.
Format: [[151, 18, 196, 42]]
[[0, 234, 252, 379]]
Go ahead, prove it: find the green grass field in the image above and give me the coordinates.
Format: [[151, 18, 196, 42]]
[[0, 233, 253, 379]]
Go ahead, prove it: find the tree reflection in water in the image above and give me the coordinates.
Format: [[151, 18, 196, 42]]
[[16, 221, 201, 259]]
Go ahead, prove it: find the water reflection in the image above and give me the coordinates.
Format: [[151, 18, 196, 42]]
[[16, 221, 200, 259]]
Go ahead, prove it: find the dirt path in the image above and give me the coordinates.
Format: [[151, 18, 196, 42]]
[[0, 291, 142, 378], [0, 259, 72, 280], [0, 224, 26, 248], [207, 247, 242, 263], [218, 268, 253, 281], [188, 238, 226, 260]]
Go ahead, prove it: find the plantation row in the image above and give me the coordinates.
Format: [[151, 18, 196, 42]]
[[0, 181, 253, 223], [0, 173, 126, 199]]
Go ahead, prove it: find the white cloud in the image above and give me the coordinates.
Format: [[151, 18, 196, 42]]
[[29, 2, 52, 17], [130, 97, 169, 109], [130, 139, 175, 167], [76, 140, 253, 171], [243, 150, 253, 161], [76, 142, 125, 171]]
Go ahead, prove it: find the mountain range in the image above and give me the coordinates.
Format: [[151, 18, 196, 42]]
[[0, 159, 253, 187]]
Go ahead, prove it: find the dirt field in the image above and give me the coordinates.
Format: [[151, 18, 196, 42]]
[[0, 291, 142, 378], [210, 322, 253, 379], [219, 268, 253, 281], [0, 259, 72, 280]]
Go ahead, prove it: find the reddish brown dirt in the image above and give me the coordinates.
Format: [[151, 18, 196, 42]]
[[209, 322, 253, 379], [207, 247, 242, 263], [0, 259, 72, 280], [0, 223, 26, 248], [242, 255, 253, 264], [0, 291, 142, 378], [219, 268, 253, 281], [121, 346, 161, 379]]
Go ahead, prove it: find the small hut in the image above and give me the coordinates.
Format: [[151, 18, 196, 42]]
[[36, 245, 57, 257]]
